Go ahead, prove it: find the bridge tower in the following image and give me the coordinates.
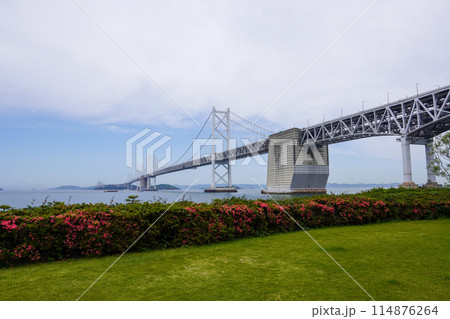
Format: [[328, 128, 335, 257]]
[[399, 136, 440, 188], [138, 176, 157, 191], [204, 107, 237, 193]]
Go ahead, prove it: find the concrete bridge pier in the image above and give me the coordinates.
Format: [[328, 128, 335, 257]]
[[265, 128, 329, 194], [399, 137, 417, 188], [398, 137, 442, 188], [139, 177, 147, 191]]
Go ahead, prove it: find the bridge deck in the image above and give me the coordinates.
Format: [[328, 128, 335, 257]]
[[129, 139, 269, 183]]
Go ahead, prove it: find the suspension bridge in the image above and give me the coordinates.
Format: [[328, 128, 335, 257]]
[[126, 85, 450, 193]]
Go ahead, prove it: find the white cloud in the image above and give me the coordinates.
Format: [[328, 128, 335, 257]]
[[0, 0, 449, 131], [105, 124, 134, 134]]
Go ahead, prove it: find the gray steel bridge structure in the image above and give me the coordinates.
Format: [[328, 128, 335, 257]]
[[128, 85, 450, 193]]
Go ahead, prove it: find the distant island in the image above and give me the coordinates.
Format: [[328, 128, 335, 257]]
[[50, 184, 180, 191], [49, 185, 96, 190], [94, 184, 134, 191], [156, 184, 180, 190], [94, 184, 179, 191]]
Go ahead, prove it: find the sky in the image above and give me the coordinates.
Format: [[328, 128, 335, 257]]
[[0, 0, 449, 189]]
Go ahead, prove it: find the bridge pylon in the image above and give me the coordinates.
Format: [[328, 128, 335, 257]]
[[139, 176, 157, 191], [204, 107, 237, 193]]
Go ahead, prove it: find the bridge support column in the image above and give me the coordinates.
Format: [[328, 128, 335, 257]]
[[139, 177, 147, 191], [424, 141, 441, 188], [399, 137, 417, 188]]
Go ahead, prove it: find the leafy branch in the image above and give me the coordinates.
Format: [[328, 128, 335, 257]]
[[427, 131, 450, 184]]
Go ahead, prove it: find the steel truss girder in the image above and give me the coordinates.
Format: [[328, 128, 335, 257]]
[[299, 86, 450, 144]]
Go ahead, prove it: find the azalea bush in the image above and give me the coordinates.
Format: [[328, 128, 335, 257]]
[[1, 188, 449, 266]]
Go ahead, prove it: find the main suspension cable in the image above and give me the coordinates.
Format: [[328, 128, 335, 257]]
[[166, 111, 212, 167]]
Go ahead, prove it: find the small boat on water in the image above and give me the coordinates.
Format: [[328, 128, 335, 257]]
[[104, 190, 119, 192]]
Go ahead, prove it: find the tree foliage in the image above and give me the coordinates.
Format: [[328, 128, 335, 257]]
[[428, 131, 450, 184]]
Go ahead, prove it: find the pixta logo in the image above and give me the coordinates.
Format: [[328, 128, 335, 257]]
[[270, 139, 327, 166], [126, 129, 172, 174]]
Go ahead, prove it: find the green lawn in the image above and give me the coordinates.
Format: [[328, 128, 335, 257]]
[[0, 218, 449, 301]]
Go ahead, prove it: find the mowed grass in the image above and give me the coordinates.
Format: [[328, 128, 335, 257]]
[[0, 218, 449, 301]]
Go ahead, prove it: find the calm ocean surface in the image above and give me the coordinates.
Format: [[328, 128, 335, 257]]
[[0, 187, 373, 209]]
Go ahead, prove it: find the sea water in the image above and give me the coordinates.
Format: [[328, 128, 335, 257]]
[[0, 187, 373, 209]]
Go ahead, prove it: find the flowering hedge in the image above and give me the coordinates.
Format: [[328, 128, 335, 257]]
[[1, 188, 449, 266]]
